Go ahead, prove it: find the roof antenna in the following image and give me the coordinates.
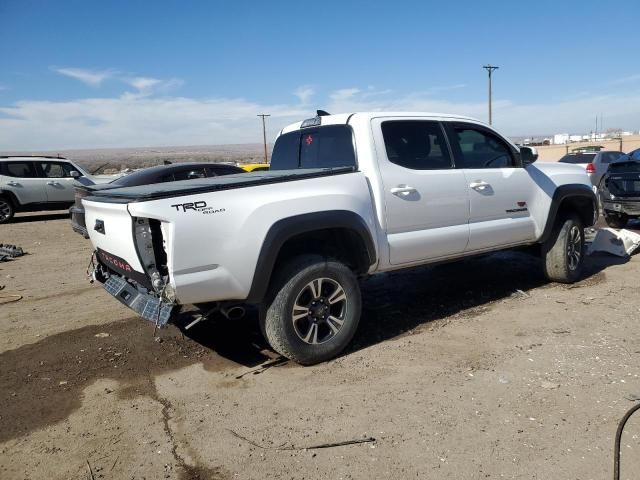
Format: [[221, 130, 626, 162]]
[[316, 110, 330, 117]]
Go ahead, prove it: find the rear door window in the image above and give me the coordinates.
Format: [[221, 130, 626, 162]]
[[270, 125, 356, 170], [600, 152, 624, 164], [39, 161, 75, 178], [4, 161, 38, 178], [559, 154, 596, 164], [381, 120, 452, 170]]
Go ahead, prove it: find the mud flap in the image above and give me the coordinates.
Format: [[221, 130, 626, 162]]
[[103, 275, 174, 326]]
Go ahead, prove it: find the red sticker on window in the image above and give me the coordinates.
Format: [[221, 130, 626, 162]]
[[305, 135, 313, 146]]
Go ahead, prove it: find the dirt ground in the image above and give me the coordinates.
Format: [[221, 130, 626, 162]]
[[1, 212, 640, 480]]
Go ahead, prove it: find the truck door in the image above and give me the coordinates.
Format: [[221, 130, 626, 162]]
[[372, 118, 470, 265], [445, 122, 537, 251]]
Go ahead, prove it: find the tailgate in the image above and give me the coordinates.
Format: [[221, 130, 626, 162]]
[[84, 199, 146, 276]]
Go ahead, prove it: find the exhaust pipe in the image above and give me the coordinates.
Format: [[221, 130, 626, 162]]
[[221, 305, 245, 321]]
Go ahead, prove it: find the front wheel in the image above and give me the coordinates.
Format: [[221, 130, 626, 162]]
[[262, 255, 361, 365], [542, 214, 584, 283]]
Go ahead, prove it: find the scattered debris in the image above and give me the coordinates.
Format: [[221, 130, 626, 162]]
[[624, 394, 640, 402], [86, 460, 95, 480], [235, 357, 289, 379], [0, 288, 22, 304], [0, 244, 25, 262], [513, 289, 530, 299], [552, 329, 571, 335], [226, 429, 376, 451], [541, 381, 560, 390], [94, 332, 110, 338], [588, 228, 640, 257]]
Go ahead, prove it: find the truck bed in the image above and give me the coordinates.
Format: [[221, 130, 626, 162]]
[[83, 167, 355, 202]]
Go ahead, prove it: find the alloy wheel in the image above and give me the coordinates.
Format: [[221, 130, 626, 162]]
[[567, 225, 582, 271], [291, 277, 348, 345]]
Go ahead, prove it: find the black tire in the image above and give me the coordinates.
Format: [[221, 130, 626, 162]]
[[541, 214, 584, 283], [604, 212, 628, 229], [262, 255, 361, 365], [0, 196, 15, 224]]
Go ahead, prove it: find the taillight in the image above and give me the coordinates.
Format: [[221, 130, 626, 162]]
[[586, 163, 595, 174]]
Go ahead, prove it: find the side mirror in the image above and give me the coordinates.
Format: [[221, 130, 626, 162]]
[[70, 170, 81, 178], [520, 146, 538, 166]]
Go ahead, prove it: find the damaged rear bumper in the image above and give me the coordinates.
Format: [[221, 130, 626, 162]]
[[603, 200, 640, 217], [91, 253, 176, 327]]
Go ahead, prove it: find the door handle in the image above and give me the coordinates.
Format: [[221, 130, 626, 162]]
[[469, 181, 490, 191], [7, 181, 19, 186], [390, 185, 417, 196], [46, 181, 59, 186]]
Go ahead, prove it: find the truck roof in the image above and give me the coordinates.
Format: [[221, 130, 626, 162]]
[[280, 111, 483, 134]]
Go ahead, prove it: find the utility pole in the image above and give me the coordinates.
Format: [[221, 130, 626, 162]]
[[257, 114, 271, 164], [483, 65, 499, 125]]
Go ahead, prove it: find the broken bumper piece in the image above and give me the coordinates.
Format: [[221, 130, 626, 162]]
[[103, 275, 175, 326]]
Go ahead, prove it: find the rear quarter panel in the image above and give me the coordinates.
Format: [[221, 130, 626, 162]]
[[127, 172, 377, 304]]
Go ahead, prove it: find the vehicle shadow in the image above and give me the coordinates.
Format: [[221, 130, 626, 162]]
[[11, 212, 69, 223], [179, 246, 628, 366]]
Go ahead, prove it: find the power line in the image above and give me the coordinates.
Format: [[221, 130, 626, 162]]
[[257, 114, 271, 164], [483, 65, 499, 125]]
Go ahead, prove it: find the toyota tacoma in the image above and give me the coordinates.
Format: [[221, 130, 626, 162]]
[[82, 111, 597, 364]]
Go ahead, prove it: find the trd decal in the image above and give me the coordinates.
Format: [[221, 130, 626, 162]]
[[170, 201, 225, 215]]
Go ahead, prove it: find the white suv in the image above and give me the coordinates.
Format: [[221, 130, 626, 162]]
[[0, 156, 96, 223]]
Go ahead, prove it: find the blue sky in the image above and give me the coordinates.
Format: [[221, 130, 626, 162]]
[[1, 0, 640, 150]]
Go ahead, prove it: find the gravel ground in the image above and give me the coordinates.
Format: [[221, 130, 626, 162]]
[[1, 212, 639, 480]]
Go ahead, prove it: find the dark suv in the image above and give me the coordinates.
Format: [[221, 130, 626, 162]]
[[598, 149, 640, 228]]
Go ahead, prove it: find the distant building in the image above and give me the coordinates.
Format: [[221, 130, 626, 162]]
[[553, 133, 569, 144]]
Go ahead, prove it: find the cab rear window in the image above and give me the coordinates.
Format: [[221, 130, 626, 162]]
[[270, 125, 356, 170], [559, 153, 596, 164]]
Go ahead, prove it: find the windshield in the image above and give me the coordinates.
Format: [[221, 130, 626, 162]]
[[615, 149, 640, 163], [558, 153, 596, 164], [110, 169, 155, 186]]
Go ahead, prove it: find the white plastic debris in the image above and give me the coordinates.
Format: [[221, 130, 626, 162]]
[[588, 228, 640, 257]]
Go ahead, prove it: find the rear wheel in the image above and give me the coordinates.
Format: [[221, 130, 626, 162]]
[[542, 214, 584, 283], [262, 255, 361, 365], [604, 212, 628, 229], [0, 196, 14, 224]]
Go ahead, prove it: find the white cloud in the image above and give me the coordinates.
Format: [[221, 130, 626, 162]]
[[54, 67, 115, 86], [329, 88, 361, 102], [122, 77, 183, 99], [294, 85, 315, 104], [1, 84, 639, 150]]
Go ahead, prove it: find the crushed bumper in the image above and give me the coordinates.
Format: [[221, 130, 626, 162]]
[[91, 253, 176, 327], [603, 200, 640, 216], [103, 275, 175, 326]]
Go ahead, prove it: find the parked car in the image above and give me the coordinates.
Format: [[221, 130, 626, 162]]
[[71, 162, 244, 237], [241, 163, 270, 172], [558, 150, 625, 189], [599, 155, 640, 228], [82, 111, 596, 365], [0, 156, 113, 224]]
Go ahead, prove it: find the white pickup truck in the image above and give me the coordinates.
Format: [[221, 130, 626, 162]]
[[83, 111, 596, 364]]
